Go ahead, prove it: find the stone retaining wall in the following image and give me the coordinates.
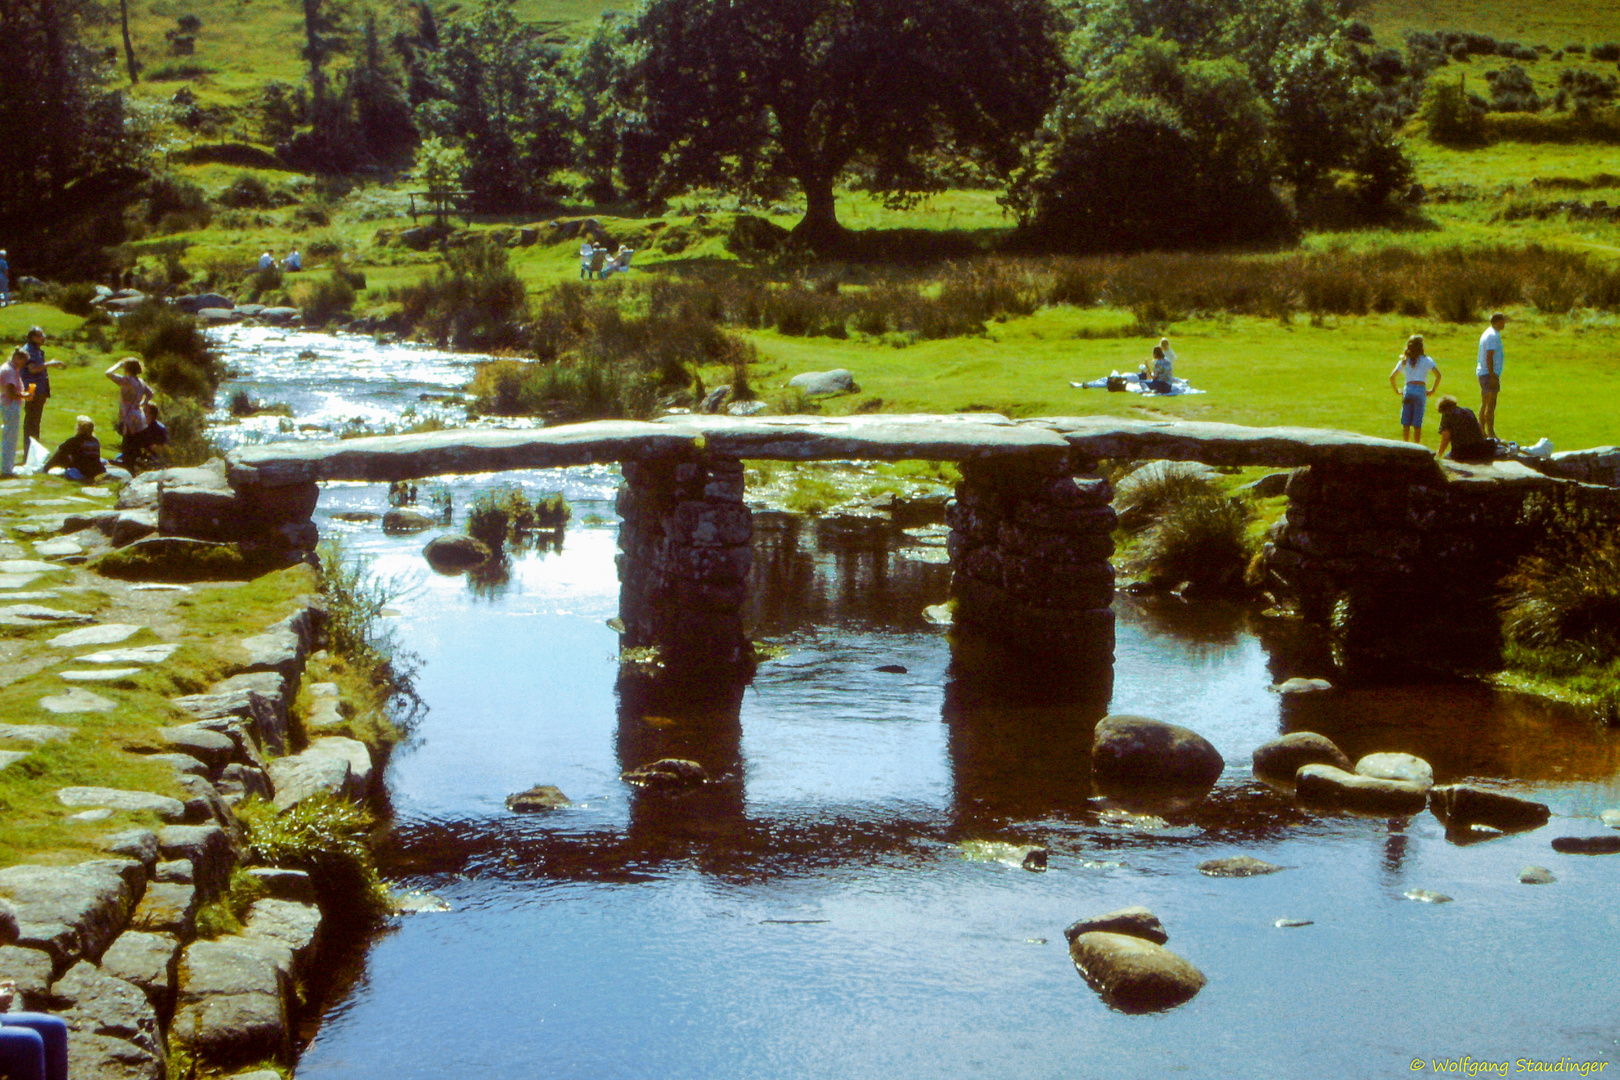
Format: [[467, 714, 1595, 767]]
[[947, 455, 1117, 662], [0, 602, 378, 1079], [1262, 460, 1620, 657]]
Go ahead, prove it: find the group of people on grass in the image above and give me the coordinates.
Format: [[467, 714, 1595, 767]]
[[259, 250, 302, 272], [1388, 312, 1506, 463], [578, 240, 635, 280], [0, 327, 167, 480]]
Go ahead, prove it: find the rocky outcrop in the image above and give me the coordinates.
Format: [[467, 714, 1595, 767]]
[[1068, 932, 1206, 1013], [422, 534, 490, 573], [1295, 764, 1428, 815], [49, 959, 166, 1080], [621, 759, 708, 790], [1251, 732, 1351, 783], [506, 785, 572, 812], [172, 937, 294, 1068], [265, 737, 373, 810]]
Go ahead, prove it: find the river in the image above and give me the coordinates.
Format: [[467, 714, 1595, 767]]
[[211, 326, 1620, 1079]]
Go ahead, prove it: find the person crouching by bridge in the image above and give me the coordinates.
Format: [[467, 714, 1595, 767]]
[[1434, 395, 1495, 463], [43, 415, 107, 481], [1389, 334, 1441, 444]]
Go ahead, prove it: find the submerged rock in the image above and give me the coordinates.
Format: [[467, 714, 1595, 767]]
[[1274, 918, 1314, 928], [505, 785, 572, 812], [1354, 752, 1434, 791], [1519, 866, 1556, 885], [382, 508, 437, 534], [1403, 889, 1453, 903], [1198, 855, 1286, 878], [1063, 906, 1168, 946], [621, 758, 708, 790], [1295, 764, 1428, 816], [1430, 784, 1550, 833], [1069, 931, 1206, 1013], [1273, 677, 1334, 696], [1252, 732, 1351, 784]]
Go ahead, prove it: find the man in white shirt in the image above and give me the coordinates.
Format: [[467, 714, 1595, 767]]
[[1476, 312, 1506, 441]]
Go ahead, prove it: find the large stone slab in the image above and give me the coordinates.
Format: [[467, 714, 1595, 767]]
[[1295, 764, 1428, 815], [48, 958, 166, 1080], [99, 930, 181, 1015], [156, 825, 236, 903], [241, 899, 321, 973], [51, 624, 142, 649], [0, 943, 55, 1008], [62, 668, 144, 682], [128, 882, 197, 940], [1033, 416, 1441, 470], [55, 788, 186, 822], [266, 737, 371, 809], [0, 722, 75, 742], [174, 936, 294, 1068], [0, 860, 145, 972], [659, 413, 1071, 463], [39, 688, 116, 714], [76, 645, 179, 665]]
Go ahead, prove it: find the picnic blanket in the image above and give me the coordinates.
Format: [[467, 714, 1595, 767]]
[[1070, 372, 1206, 396]]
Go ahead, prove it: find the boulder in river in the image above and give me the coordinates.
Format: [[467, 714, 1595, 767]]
[[1272, 677, 1334, 696], [382, 508, 438, 534], [1091, 715, 1224, 798], [1069, 931, 1206, 1013], [422, 534, 491, 574], [505, 785, 571, 812], [1251, 732, 1351, 785], [1197, 855, 1285, 878], [1518, 866, 1556, 885], [1294, 764, 1428, 815], [1430, 784, 1550, 833], [1063, 906, 1168, 946], [1354, 752, 1434, 791], [1550, 835, 1620, 855], [621, 758, 708, 790]]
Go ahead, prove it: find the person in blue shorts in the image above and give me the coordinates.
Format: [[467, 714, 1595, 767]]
[[1388, 334, 1441, 444]]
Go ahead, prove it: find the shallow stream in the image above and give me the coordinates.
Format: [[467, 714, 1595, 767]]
[[216, 330, 1620, 1079]]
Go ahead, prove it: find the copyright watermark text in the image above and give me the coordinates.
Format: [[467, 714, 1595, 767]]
[[1410, 1058, 1609, 1076]]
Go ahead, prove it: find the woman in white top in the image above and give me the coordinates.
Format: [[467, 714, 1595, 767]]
[[106, 358, 153, 459], [579, 241, 595, 280], [1388, 334, 1441, 443]]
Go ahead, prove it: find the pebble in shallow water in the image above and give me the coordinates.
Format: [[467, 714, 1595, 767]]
[[1403, 889, 1453, 903], [1198, 855, 1285, 877], [1519, 866, 1556, 885], [1274, 918, 1314, 928]]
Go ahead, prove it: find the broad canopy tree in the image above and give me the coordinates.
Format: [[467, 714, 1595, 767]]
[[626, 0, 1067, 247]]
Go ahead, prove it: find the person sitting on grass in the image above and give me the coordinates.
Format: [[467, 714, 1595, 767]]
[[1434, 395, 1495, 463], [1143, 345, 1174, 393], [43, 415, 106, 481], [119, 403, 169, 468]]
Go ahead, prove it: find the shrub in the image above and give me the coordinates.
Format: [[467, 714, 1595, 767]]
[[465, 485, 570, 552], [294, 269, 358, 325], [1500, 530, 1620, 663], [218, 174, 272, 209], [1132, 493, 1254, 593], [1422, 78, 1486, 144], [54, 282, 100, 316], [94, 539, 281, 581], [236, 795, 391, 927], [1113, 462, 1223, 532], [1592, 43, 1620, 62], [398, 240, 527, 349], [118, 301, 225, 404]]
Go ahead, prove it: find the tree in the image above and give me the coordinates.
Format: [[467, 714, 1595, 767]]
[[1007, 40, 1290, 251], [626, 0, 1067, 248], [0, 0, 141, 249], [415, 0, 572, 211]]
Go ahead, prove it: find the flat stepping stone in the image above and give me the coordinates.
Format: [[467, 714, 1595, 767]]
[[55, 786, 186, 820], [0, 573, 41, 589], [2, 591, 59, 601], [77, 644, 178, 664], [129, 583, 189, 593], [1274, 918, 1314, 928], [78, 488, 114, 498], [0, 559, 64, 574], [0, 479, 32, 492], [0, 722, 74, 742], [51, 623, 141, 648], [61, 668, 142, 682], [0, 749, 29, 771], [33, 539, 84, 558], [39, 687, 115, 713], [0, 604, 94, 626]]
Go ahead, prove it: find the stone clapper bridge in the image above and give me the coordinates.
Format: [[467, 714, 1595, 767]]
[[173, 413, 1617, 672]]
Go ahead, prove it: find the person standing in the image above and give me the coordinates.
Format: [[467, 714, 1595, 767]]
[[0, 249, 10, 306], [1, 349, 35, 476], [1388, 334, 1441, 444], [20, 327, 64, 461], [579, 240, 595, 280], [1476, 311, 1507, 441], [105, 357, 153, 462]]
